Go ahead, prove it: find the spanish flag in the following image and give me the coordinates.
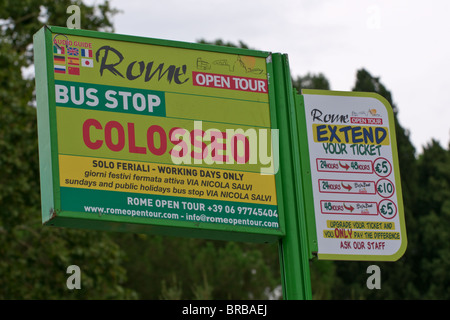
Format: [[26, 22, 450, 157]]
[[68, 57, 80, 65]]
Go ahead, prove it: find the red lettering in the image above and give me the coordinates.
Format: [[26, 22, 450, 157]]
[[192, 71, 268, 93], [80, 120, 257, 164], [210, 131, 228, 163], [105, 121, 125, 151], [128, 123, 146, 154], [83, 119, 103, 149], [231, 134, 250, 164], [147, 125, 167, 156]]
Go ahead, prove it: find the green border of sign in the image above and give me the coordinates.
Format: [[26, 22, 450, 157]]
[[33, 25, 286, 243], [297, 89, 407, 261]]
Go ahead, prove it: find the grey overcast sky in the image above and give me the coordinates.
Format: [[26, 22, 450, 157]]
[[103, 0, 450, 153]]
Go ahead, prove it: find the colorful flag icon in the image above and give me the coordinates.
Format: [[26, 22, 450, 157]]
[[54, 65, 66, 74], [68, 57, 80, 65], [81, 49, 93, 58], [81, 58, 94, 68], [53, 45, 65, 55], [68, 66, 80, 75], [68, 47, 79, 56], [54, 55, 65, 65]]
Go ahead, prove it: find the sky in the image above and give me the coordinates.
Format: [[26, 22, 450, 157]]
[[104, 0, 450, 153]]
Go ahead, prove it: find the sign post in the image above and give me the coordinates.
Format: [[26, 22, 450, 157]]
[[271, 54, 312, 299], [297, 89, 407, 261]]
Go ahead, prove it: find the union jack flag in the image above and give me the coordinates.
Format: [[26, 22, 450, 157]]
[[68, 47, 79, 56]]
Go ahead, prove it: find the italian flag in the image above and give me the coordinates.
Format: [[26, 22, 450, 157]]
[[53, 45, 65, 55]]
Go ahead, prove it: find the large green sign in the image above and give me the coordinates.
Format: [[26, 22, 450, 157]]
[[33, 26, 285, 243]]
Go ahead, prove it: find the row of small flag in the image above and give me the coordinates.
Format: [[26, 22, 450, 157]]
[[54, 45, 93, 57], [53, 45, 94, 75]]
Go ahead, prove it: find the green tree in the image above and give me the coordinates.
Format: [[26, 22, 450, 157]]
[[115, 234, 280, 299], [197, 38, 252, 50], [292, 72, 330, 92], [414, 140, 450, 298], [0, 0, 136, 299]]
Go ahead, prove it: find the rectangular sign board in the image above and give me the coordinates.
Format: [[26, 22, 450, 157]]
[[300, 89, 407, 261], [33, 26, 284, 243]]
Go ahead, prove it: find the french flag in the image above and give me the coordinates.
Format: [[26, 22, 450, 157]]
[[81, 49, 93, 58]]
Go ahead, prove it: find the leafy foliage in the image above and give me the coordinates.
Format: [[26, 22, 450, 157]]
[[292, 72, 330, 92], [114, 234, 280, 299], [197, 38, 252, 50], [0, 0, 135, 299], [414, 140, 450, 298]]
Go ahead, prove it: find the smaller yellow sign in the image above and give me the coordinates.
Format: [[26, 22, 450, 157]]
[[59, 154, 277, 205]]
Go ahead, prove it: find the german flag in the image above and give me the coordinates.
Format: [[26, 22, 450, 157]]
[[54, 55, 65, 65]]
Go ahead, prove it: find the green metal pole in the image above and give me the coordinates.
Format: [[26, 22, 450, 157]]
[[272, 53, 312, 300]]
